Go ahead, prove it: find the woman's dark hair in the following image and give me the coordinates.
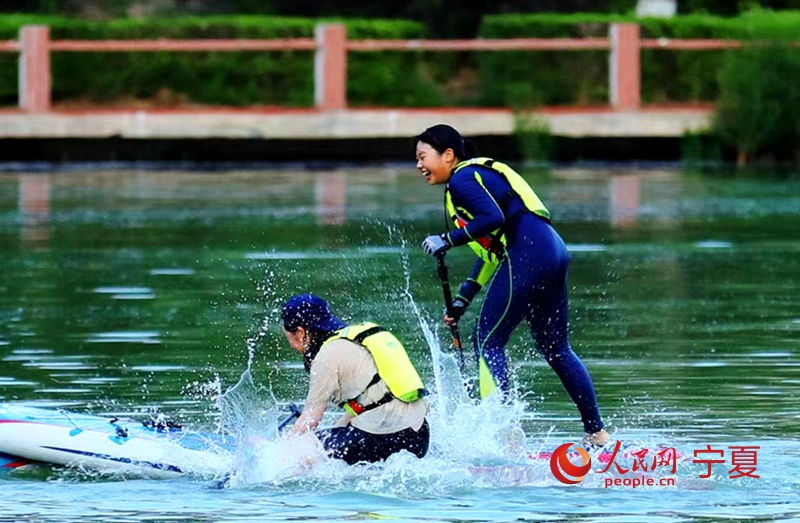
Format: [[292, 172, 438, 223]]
[[415, 124, 479, 160], [284, 327, 336, 373]]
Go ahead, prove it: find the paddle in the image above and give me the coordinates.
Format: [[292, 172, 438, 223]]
[[435, 252, 468, 378], [277, 403, 302, 433]]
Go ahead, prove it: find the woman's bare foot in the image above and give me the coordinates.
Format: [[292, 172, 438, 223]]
[[581, 428, 610, 448]]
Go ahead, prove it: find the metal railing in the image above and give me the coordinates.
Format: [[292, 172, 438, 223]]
[[1, 23, 756, 113]]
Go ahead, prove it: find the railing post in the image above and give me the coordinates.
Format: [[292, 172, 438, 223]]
[[609, 23, 640, 111], [19, 25, 51, 113], [315, 23, 347, 110]]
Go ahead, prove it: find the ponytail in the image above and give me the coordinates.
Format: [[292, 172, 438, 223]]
[[301, 328, 336, 373], [462, 139, 479, 160]]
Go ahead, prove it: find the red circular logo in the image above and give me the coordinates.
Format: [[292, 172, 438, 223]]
[[549, 442, 592, 484]]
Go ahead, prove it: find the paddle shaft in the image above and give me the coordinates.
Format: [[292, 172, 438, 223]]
[[277, 403, 301, 433], [436, 253, 467, 376]]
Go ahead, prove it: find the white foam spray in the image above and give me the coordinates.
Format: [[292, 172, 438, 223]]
[[398, 248, 529, 464], [216, 241, 669, 492]]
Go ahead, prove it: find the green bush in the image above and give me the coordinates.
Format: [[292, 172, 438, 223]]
[[681, 129, 724, 165], [713, 43, 800, 165], [477, 11, 800, 107], [2, 11, 800, 110], [514, 112, 554, 161], [478, 14, 622, 107], [0, 15, 440, 107]]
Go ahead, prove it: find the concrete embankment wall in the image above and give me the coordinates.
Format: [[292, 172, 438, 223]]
[[0, 107, 712, 163]]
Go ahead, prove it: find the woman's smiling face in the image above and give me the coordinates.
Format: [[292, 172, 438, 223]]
[[416, 141, 455, 185]]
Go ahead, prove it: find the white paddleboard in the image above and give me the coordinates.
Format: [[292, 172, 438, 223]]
[[0, 404, 232, 478]]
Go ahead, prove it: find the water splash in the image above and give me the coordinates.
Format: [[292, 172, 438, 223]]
[[216, 263, 316, 482], [211, 239, 716, 493], [246, 269, 282, 369], [398, 246, 469, 418], [399, 245, 530, 459], [215, 368, 283, 484]]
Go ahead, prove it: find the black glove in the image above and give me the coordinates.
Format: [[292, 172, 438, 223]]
[[445, 297, 468, 323], [457, 280, 482, 305], [422, 234, 450, 257]]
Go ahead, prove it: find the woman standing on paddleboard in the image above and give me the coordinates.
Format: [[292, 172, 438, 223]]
[[416, 123, 609, 447]]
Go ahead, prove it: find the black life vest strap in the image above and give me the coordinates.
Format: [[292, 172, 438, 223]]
[[476, 158, 552, 226], [341, 391, 396, 416], [352, 325, 385, 344], [338, 326, 395, 416], [365, 372, 381, 389], [500, 187, 551, 225]]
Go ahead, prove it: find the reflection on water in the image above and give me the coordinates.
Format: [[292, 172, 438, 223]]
[[609, 173, 641, 228], [0, 166, 798, 521], [19, 173, 51, 248], [315, 170, 347, 225]]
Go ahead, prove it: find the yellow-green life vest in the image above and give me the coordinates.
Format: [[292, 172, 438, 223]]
[[445, 157, 551, 265], [321, 322, 425, 416]]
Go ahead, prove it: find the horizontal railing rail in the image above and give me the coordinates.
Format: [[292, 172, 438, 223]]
[[0, 40, 19, 52], [47, 38, 317, 52], [6, 23, 791, 114], [345, 37, 612, 51]]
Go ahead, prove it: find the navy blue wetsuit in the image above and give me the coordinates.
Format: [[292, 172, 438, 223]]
[[445, 165, 604, 434], [316, 420, 430, 465]]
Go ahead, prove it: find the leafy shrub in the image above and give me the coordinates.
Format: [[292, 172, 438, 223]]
[[0, 15, 437, 107], [2, 11, 800, 112], [478, 11, 800, 107], [515, 112, 553, 161], [713, 43, 800, 165]]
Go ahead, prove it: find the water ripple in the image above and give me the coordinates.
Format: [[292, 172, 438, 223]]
[[85, 332, 161, 344]]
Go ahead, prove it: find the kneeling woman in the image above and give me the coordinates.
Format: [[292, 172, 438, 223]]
[[282, 294, 430, 465]]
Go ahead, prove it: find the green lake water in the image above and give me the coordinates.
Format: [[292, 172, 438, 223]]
[[0, 165, 798, 522]]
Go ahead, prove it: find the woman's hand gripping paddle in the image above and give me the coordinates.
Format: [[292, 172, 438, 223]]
[[436, 253, 468, 379]]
